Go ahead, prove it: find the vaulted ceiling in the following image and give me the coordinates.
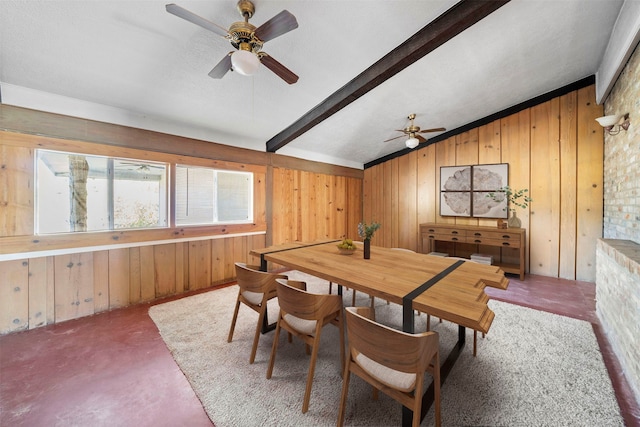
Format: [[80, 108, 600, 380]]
[[0, 0, 626, 168]]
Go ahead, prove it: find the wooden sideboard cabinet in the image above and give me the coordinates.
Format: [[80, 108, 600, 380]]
[[419, 223, 526, 280]]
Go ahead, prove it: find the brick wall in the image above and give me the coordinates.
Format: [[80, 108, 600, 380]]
[[603, 43, 640, 241], [597, 41, 640, 404], [596, 240, 640, 402]]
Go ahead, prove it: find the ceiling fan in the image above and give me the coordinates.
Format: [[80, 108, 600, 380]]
[[166, 0, 299, 84], [384, 114, 446, 148]]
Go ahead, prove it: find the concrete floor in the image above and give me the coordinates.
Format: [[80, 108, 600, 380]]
[[1, 274, 639, 426]]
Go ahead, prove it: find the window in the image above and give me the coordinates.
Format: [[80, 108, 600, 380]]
[[36, 150, 168, 234], [175, 165, 253, 225]]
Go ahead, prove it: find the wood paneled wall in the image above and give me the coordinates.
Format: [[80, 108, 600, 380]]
[[0, 105, 363, 334], [364, 84, 603, 282], [271, 167, 362, 243], [0, 235, 265, 332]]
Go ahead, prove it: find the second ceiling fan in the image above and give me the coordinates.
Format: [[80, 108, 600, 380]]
[[166, 0, 299, 84], [385, 114, 446, 148]]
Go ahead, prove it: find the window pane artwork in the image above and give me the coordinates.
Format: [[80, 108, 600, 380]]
[[440, 163, 508, 218]]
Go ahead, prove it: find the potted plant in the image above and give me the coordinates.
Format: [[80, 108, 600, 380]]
[[358, 221, 380, 259], [486, 186, 532, 228]]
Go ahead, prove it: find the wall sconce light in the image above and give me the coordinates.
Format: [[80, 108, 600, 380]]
[[595, 113, 630, 135]]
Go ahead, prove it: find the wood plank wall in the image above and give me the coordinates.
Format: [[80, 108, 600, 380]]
[[0, 105, 363, 334], [364, 84, 603, 281], [271, 167, 362, 243]]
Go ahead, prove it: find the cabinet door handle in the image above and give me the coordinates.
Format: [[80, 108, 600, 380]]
[[428, 235, 435, 239], [452, 237, 459, 241], [451, 231, 458, 235], [474, 239, 481, 243], [502, 242, 511, 246], [428, 228, 435, 232], [502, 235, 511, 239], [474, 232, 482, 236]]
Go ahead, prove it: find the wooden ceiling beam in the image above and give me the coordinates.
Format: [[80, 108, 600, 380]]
[[266, 0, 510, 153]]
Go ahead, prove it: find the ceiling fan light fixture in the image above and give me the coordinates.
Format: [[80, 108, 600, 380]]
[[406, 136, 419, 149], [231, 49, 260, 76]]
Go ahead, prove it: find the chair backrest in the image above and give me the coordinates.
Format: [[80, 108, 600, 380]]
[[235, 262, 287, 294], [275, 279, 342, 322], [344, 306, 438, 376]]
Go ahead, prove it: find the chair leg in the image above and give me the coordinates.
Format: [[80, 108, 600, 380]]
[[338, 314, 345, 373], [426, 314, 431, 331], [412, 373, 424, 427], [433, 353, 441, 427], [352, 290, 356, 306], [473, 330, 477, 357], [302, 330, 323, 413], [329, 282, 333, 294], [337, 358, 352, 427], [227, 296, 241, 342], [250, 304, 267, 364], [266, 320, 282, 379]]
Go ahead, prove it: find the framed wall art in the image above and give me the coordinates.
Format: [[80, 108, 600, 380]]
[[440, 163, 508, 218]]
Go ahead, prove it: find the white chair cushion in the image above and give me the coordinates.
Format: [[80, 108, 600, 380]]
[[242, 290, 263, 305], [355, 352, 416, 392], [283, 313, 317, 335]]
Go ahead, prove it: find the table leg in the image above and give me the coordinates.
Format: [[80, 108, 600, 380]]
[[402, 325, 466, 426], [261, 314, 277, 334], [258, 256, 277, 334]]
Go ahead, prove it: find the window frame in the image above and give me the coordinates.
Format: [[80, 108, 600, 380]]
[[35, 149, 170, 234], [174, 164, 254, 227]]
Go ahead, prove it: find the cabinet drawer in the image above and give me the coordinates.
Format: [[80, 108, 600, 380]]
[[468, 230, 519, 240], [430, 233, 465, 243], [466, 237, 521, 248]]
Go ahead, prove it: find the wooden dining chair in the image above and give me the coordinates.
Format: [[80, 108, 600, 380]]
[[266, 278, 345, 413], [338, 306, 441, 427], [227, 262, 287, 364]]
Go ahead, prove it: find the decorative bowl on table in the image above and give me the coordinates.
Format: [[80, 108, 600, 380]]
[[337, 239, 357, 255], [337, 246, 356, 255]]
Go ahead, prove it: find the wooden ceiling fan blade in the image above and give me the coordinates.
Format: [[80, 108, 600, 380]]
[[416, 135, 428, 143], [166, 3, 228, 37], [383, 134, 405, 142], [208, 53, 233, 79], [254, 10, 298, 42], [419, 127, 446, 133], [260, 54, 298, 84]]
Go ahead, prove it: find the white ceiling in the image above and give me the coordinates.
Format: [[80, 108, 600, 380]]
[[0, 0, 625, 169]]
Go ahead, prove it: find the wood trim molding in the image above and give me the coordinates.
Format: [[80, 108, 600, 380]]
[[265, 0, 510, 153]]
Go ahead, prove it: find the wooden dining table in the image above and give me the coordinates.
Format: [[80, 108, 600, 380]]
[[250, 239, 509, 425]]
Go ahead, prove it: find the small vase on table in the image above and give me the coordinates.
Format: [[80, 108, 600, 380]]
[[363, 239, 371, 259]]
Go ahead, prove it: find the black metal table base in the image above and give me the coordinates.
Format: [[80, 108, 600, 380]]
[[402, 325, 466, 426]]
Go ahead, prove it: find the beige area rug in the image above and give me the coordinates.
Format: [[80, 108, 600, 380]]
[[149, 271, 623, 426]]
